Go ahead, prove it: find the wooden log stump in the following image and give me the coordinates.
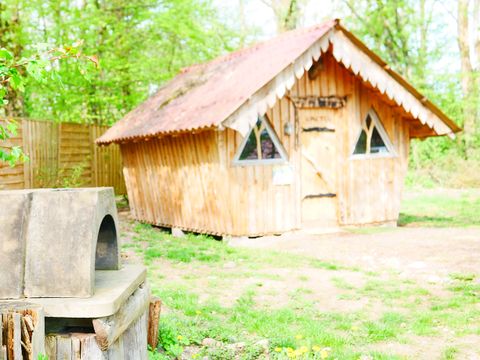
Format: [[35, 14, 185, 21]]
[[0, 302, 45, 360], [147, 298, 161, 350]]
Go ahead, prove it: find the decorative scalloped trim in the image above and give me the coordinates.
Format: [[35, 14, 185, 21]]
[[223, 30, 333, 137], [223, 28, 453, 138], [330, 31, 452, 137]]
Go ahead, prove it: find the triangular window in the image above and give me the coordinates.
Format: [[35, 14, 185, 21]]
[[353, 109, 394, 156], [235, 116, 287, 164]]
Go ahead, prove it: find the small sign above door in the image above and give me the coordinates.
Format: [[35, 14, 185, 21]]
[[291, 96, 347, 109]]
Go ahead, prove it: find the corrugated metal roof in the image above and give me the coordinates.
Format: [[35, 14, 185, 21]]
[[97, 19, 459, 145], [97, 20, 336, 144]]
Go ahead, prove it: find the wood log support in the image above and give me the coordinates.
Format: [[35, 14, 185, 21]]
[[93, 283, 150, 351], [147, 298, 161, 350]]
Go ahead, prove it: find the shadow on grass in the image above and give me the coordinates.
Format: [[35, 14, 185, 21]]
[[398, 213, 455, 227]]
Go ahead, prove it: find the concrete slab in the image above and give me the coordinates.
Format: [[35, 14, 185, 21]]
[[22, 265, 146, 318], [21, 188, 120, 298], [0, 191, 32, 299]]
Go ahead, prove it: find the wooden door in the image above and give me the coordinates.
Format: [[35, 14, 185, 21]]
[[299, 108, 338, 228]]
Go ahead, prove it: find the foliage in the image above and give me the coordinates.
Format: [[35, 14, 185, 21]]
[[399, 189, 480, 227], [0, 0, 240, 172], [0, 0, 238, 125], [340, 0, 480, 184], [342, 0, 429, 80], [0, 119, 26, 165], [0, 44, 95, 165]]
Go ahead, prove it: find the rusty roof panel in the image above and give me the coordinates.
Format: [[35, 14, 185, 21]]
[[98, 19, 460, 145], [97, 21, 336, 144]]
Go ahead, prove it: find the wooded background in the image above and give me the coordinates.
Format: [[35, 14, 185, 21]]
[[0, 0, 478, 188]]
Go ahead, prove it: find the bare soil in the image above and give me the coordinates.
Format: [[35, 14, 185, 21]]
[[229, 227, 480, 283]]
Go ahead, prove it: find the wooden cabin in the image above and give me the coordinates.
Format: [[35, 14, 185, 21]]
[[97, 19, 460, 237]]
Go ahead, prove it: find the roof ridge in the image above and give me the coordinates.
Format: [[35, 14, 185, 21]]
[[180, 20, 336, 74]]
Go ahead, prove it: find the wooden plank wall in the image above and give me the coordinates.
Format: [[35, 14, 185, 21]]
[[58, 123, 93, 186], [122, 50, 413, 236], [23, 120, 59, 188], [220, 93, 300, 235], [121, 97, 300, 236], [122, 132, 229, 234], [0, 119, 126, 194], [0, 120, 25, 189], [292, 51, 410, 225]]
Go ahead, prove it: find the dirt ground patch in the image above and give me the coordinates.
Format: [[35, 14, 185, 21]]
[[229, 226, 480, 283]]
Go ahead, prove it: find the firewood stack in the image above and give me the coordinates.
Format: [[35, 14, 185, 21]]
[[0, 303, 44, 360]]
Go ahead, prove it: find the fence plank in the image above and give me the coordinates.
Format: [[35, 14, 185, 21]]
[[0, 119, 125, 194]]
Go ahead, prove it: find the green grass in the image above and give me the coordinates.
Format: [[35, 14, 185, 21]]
[[132, 222, 345, 271], [441, 347, 458, 360], [125, 221, 480, 359], [398, 190, 480, 227]]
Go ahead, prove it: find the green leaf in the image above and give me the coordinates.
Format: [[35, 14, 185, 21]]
[[6, 121, 18, 136], [26, 61, 44, 81], [9, 72, 24, 92], [0, 48, 13, 61]]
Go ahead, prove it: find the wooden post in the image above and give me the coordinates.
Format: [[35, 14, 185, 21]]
[[45, 335, 57, 360], [147, 298, 161, 350], [55, 335, 72, 359]]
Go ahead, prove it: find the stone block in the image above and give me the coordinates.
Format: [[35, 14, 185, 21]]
[[171, 227, 185, 238], [0, 190, 32, 299], [21, 188, 120, 298]]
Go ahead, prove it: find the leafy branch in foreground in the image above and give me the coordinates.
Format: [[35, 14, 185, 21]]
[[0, 42, 98, 166]]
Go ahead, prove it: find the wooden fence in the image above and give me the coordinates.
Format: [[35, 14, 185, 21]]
[[0, 119, 126, 194]]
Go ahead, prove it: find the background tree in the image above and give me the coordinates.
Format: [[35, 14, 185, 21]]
[[0, 44, 96, 165], [0, 0, 477, 186], [0, 0, 238, 125], [261, 0, 305, 32], [338, 0, 479, 185], [457, 0, 480, 158]]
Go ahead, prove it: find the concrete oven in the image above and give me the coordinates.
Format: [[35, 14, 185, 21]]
[[0, 188, 153, 359]]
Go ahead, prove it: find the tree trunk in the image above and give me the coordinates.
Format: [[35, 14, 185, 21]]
[[238, 0, 247, 47], [457, 0, 477, 158], [283, 0, 299, 31], [263, 0, 301, 33], [473, 0, 480, 127], [417, 0, 428, 87], [474, 0, 480, 63]]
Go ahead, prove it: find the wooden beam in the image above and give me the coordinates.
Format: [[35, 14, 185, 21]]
[[93, 283, 150, 351], [307, 58, 323, 80]]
